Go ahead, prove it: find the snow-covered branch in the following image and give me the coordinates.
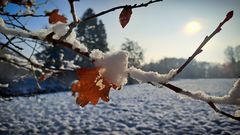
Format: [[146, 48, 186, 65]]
[[162, 79, 240, 121], [128, 67, 177, 84], [190, 79, 240, 106], [0, 18, 89, 55]]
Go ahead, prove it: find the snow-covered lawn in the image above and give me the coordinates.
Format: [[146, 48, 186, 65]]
[[0, 79, 239, 135]]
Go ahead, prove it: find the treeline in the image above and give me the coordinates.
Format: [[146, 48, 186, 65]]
[[141, 45, 240, 78], [142, 57, 238, 78]]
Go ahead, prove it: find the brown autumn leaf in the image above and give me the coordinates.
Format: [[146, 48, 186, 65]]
[[47, 9, 67, 24], [25, 1, 33, 7], [119, 6, 132, 28], [71, 67, 120, 107], [38, 74, 45, 82], [37, 72, 53, 82]]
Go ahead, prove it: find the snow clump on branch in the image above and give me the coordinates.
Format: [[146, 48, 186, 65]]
[[128, 67, 178, 84], [51, 22, 88, 52], [90, 49, 178, 86], [0, 18, 88, 52], [190, 79, 240, 106], [90, 49, 129, 86]]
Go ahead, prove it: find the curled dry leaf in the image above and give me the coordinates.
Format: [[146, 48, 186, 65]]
[[119, 6, 132, 28], [71, 67, 120, 107], [47, 9, 68, 24], [25, 1, 33, 8]]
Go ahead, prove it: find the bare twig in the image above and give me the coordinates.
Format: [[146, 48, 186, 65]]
[[3, 34, 23, 50], [15, 38, 41, 53], [68, 0, 78, 23], [176, 11, 233, 75], [149, 11, 237, 121], [11, 16, 30, 32], [60, 0, 162, 41], [0, 42, 75, 73], [0, 34, 15, 49], [208, 102, 240, 121], [4, 22, 29, 31]]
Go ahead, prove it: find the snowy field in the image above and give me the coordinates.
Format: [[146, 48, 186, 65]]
[[0, 79, 239, 135]]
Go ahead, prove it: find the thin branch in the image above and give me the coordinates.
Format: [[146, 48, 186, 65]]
[[0, 11, 46, 18], [148, 10, 237, 121], [60, 0, 162, 40], [3, 34, 23, 50], [161, 83, 240, 121], [68, 0, 78, 23], [11, 16, 30, 32], [208, 102, 240, 121], [0, 34, 15, 49], [29, 40, 38, 59], [0, 42, 74, 73], [176, 11, 233, 75], [4, 22, 29, 31], [45, 32, 90, 57], [5, 16, 30, 31], [15, 38, 41, 53], [82, 0, 162, 23]]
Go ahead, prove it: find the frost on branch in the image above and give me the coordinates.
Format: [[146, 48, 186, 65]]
[[0, 18, 35, 38], [50, 22, 87, 52], [128, 67, 178, 84], [190, 79, 240, 106]]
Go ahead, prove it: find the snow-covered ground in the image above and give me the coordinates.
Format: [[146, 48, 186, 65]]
[[0, 79, 239, 135]]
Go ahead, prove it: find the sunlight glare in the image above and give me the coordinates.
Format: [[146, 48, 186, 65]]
[[185, 20, 202, 34]]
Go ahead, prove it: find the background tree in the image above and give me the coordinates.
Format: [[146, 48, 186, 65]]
[[121, 38, 144, 84], [224, 45, 240, 77], [36, 8, 110, 68], [76, 8, 109, 52], [36, 45, 64, 69], [121, 38, 144, 68]]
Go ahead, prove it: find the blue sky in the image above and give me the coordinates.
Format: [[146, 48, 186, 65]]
[[3, 0, 240, 64]]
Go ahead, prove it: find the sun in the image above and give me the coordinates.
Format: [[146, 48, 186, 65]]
[[185, 20, 202, 34]]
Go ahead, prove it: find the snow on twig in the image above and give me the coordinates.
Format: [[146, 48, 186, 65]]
[[128, 67, 177, 84], [162, 80, 240, 121]]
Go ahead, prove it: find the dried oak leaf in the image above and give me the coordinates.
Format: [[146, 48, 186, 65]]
[[25, 1, 33, 7], [119, 6, 132, 28], [47, 9, 67, 24], [71, 67, 120, 107]]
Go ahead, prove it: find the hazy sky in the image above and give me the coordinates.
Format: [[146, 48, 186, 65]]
[[4, 0, 240, 64]]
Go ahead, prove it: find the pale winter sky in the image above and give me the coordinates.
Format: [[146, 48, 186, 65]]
[[4, 0, 240, 64]]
